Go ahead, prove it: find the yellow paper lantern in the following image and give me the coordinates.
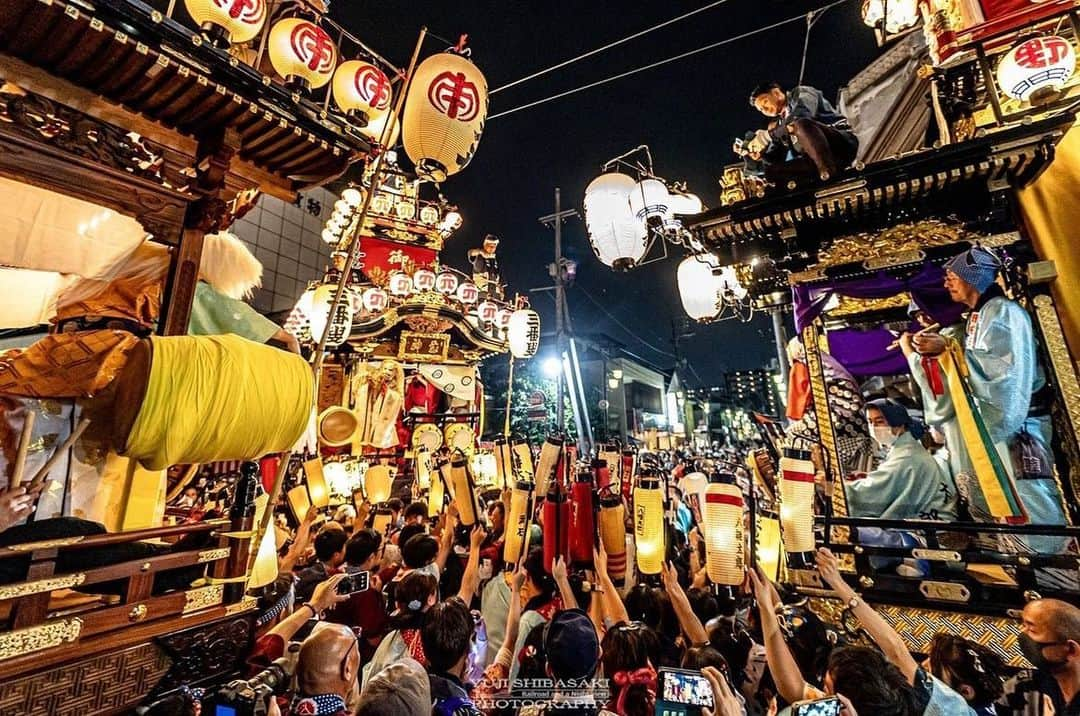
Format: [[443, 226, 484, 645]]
[[365, 464, 393, 504], [534, 436, 562, 499], [373, 506, 393, 535], [512, 439, 534, 479], [402, 51, 488, 181], [599, 492, 627, 585], [507, 309, 541, 358], [304, 458, 329, 509], [779, 451, 816, 554], [332, 60, 392, 125], [416, 447, 432, 490], [248, 494, 279, 589], [361, 111, 401, 149], [633, 473, 665, 576], [268, 18, 338, 91], [451, 454, 480, 526], [185, 0, 266, 44], [428, 461, 445, 517], [503, 479, 533, 568], [703, 482, 745, 587], [493, 436, 513, 490]]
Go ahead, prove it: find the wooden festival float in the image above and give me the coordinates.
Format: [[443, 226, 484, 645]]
[[686, 0, 1080, 667]]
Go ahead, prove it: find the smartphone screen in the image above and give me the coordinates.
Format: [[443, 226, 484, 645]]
[[337, 570, 370, 595], [792, 697, 842, 716], [658, 668, 715, 708]]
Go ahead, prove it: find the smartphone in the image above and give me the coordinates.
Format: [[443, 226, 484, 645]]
[[336, 570, 370, 595], [655, 667, 714, 716], [791, 696, 843, 716]]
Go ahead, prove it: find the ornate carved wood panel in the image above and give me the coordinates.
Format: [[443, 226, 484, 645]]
[[154, 615, 254, 692]]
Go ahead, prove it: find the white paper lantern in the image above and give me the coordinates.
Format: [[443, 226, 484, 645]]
[[703, 482, 745, 587], [388, 272, 413, 296], [185, 0, 266, 44], [361, 287, 388, 312], [669, 192, 704, 216], [361, 111, 401, 148], [779, 452, 817, 554], [860, 0, 919, 33], [370, 192, 392, 215], [436, 271, 460, 295], [309, 284, 354, 347], [402, 52, 488, 181], [413, 269, 437, 291], [332, 60, 392, 124], [997, 36, 1076, 102], [507, 309, 541, 358], [495, 308, 513, 329], [419, 205, 440, 225], [627, 178, 673, 223], [677, 255, 723, 321], [584, 173, 648, 271], [268, 18, 338, 90], [341, 187, 362, 207], [476, 300, 498, 323], [456, 282, 479, 304]]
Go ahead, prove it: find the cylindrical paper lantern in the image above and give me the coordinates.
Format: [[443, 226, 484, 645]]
[[185, 0, 266, 44], [599, 492, 627, 586], [569, 470, 596, 567], [543, 482, 570, 574], [779, 449, 816, 555], [681, 471, 709, 521], [620, 449, 636, 502], [493, 436, 513, 490], [309, 284, 353, 348], [416, 447, 432, 490], [372, 506, 393, 535], [503, 479, 533, 568], [332, 60, 392, 125], [402, 51, 489, 181], [507, 309, 541, 358], [535, 436, 563, 499], [703, 482, 745, 587], [428, 459, 446, 517], [450, 454, 478, 526], [365, 464, 393, 504], [268, 18, 338, 91], [512, 439, 534, 479], [633, 473, 665, 576], [584, 172, 647, 271]]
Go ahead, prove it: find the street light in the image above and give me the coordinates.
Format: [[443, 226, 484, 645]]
[[542, 357, 562, 379]]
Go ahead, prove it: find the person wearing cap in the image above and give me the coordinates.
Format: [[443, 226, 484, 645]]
[[355, 658, 431, 716], [517, 608, 603, 716], [468, 234, 502, 297], [903, 247, 1069, 561]]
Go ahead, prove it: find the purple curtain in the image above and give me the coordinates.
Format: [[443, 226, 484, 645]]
[[826, 328, 908, 377]]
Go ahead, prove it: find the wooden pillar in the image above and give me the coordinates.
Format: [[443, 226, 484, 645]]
[[161, 128, 241, 335], [216, 462, 258, 604]]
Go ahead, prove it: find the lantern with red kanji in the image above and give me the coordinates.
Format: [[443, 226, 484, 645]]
[[333, 60, 393, 126], [185, 0, 266, 45], [268, 18, 338, 92], [476, 300, 499, 324], [361, 287, 388, 313], [997, 36, 1076, 104], [402, 51, 489, 182], [456, 282, 479, 305], [436, 271, 460, 295]]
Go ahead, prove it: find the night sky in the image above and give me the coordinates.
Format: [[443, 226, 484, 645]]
[[332, 0, 882, 382]]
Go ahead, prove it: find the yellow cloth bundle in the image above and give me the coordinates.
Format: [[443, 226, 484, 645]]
[[125, 334, 313, 470]]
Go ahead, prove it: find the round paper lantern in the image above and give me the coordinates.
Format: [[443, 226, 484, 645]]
[[633, 473, 665, 576], [341, 187, 362, 207], [861, 0, 918, 34], [185, 0, 266, 44], [779, 449, 817, 555], [703, 482, 745, 587], [476, 300, 498, 323], [268, 18, 338, 91], [370, 192, 392, 215], [364, 464, 393, 504], [669, 192, 704, 216], [495, 309, 513, 332], [361, 111, 401, 148], [997, 36, 1076, 103], [627, 178, 673, 223], [332, 60, 392, 125], [395, 200, 416, 221], [321, 228, 339, 244], [402, 51, 488, 181], [361, 287, 388, 312], [507, 309, 541, 358], [388, 272, 413, 296], [680, 471, 709, 516], [436, 271, 460, 295], [419, 205, 440, 225], [309, 284, 353, 347], [677, 255, 747, 321], [456, 281, 479, 304], [584, 173, 648, 271], [413, 269, 437, 291]]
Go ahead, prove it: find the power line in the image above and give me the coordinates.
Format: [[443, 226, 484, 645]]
[[490, 0, 732, 95], [576, 285, 679, 359], [488, 0, 853, 121]]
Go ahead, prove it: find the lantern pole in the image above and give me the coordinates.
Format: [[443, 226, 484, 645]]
[[312, 27, 428, 378], [539, 189, 578, 439]]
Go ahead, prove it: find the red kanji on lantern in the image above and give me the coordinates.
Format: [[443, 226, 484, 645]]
[[213, 0, 263, 23], [1014, 36, 1071, 69], [427, 71, 481, 121], [291, 23, 335, 72], [355, 65, 391, 110]]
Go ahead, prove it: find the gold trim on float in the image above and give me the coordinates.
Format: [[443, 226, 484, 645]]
[[197, 548, 231, 563], [217, 530, 255, 539], [0, 618, 82, 659], [911, 548, 962, 562], [204, 575, 247, 584], [6, 536, 85, 551], [183, 585, 224, 614], [919, 581, 971, 603], [225, 596, 258, 617], [0, 573, 86, 600]]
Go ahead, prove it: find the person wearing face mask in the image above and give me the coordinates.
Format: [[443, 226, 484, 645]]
[[1000, 598, 1080, 715]]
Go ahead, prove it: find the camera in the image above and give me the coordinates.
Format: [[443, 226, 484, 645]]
[[337, 569, 370, 595], [201, 656, 292, 716]]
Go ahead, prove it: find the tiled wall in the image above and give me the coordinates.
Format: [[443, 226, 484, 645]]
[[231, 186, 339, 316]]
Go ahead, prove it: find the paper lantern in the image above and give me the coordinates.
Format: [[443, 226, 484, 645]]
[[493, 436, 513, 490], [436, 271, 460, 295], [507, 309, 541, 358], [669, 192, 704, 216], [680, 471, 709, 518], [450, 454, 479, 526], [470, 451, 497, 487], [456, 281, 479, 304], [185, 0, 266, 44], [323, 460, 352, 496], [309, 284, 353, 347], [627, 178, 673, 223], [504, 479, 533, 568], [372, 506, 393, 535], [599, 449, 620, 486], [419, 205, 440, 225], [633, 473, 665, 576], [703, 482, 745, 587], [361, 111, 401, 148], [332, 60, 392, 124], [599, 492, 627, 585], [495, 309, 513, 330], [779, 449, 816, 555], [413, 269, 437, 292], [997, 36, 1076, 103], [416, 447, 432, 490], [341, 187, 362, 207], [402, 51, 489, 181], [677, 255, 747, 321], [304, 458, 329, 509], [534, 436, 563, 499], [370, 192, 393, 215], [543, 482, 570, 573], [476, 300, 499, 323], [512, 439, 534, 479], [268, 18, 338, 91], [861, 0, 918, 34], [620, 449, 636, 500], [362, 286, 388, 313], [428, 460, 445, 517], [584, 173, 648, 271], [388, 272, 413, 296], [569, 470, 595, 567], [365, 464, 393, 504], [248, 494, 279, 589], [395, 200, 416, 221]]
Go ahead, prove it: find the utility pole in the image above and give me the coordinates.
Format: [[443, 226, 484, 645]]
[[539, 188, 580, 444], [770, 307, 789, 412]]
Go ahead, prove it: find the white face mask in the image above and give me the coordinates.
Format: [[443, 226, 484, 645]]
[[872, 425, 898, 449]]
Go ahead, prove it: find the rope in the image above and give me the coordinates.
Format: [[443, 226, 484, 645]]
[[490, 0, 731, 95], [488, 0, 852, 121]]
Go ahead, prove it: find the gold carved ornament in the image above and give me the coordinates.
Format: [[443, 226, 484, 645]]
[[197, 548, 231, 563], [814, 220, 969, 270], [0, 618, 82, 660], [182, 585, 225, 614], [0, 573, 86, 601]]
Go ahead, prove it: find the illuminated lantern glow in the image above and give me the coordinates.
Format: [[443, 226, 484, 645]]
[[439, 211, 463, 237], [395, 200, 417, 221], [495, 309, 513, 330], [436, 271, 460, 295], [507, 309, 541, 358], [304, 458, 329, 509], [365, 464, 393, 504], [669, 192, 704, 216], [185, 0, 266, 44], [997, 36, 1076, 103], [584, 173, 648, 271], [372, 506, 393, 535], [470, 451, 497, 487], [419, 205, 440, 225], [341, 187, 363, 207], [370, 192, 393, 215], [249, 494, 279, 588], [534, 436, 563, 499], [860, 0, 919, 34], [569, 470, 596, 568], [456, 282, 479, 304], [542, 482, 570, 573], [779, 450, 817, 555], [428, 460, 445, 517], [451, 454, 480, 526], [680, 471, 709, 520], [332, 60, 392, 125], [620, 449, 636, 501], [627, 178, 673, 224], [416, 447, 432, 489], [512, 439, 534, 479], [633, 473, 665, 576], [493, 436, 513, 490], [322, 460, 353, 496], [309, 284, 354, 347], [361, 111, 401, 149], [402, 51, 489, 181], [703, 482, 745, 587], [268, 18, 338, 91], [361, 287, 388, 313], [504, 479, 533, 568], [476, 300, 499, 324], [412, 269, 437, 292], [388, 272, 413, 296], [677, 255, 748, 322], [322, 228, 339, 244], [599, 492, 627, 585]]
